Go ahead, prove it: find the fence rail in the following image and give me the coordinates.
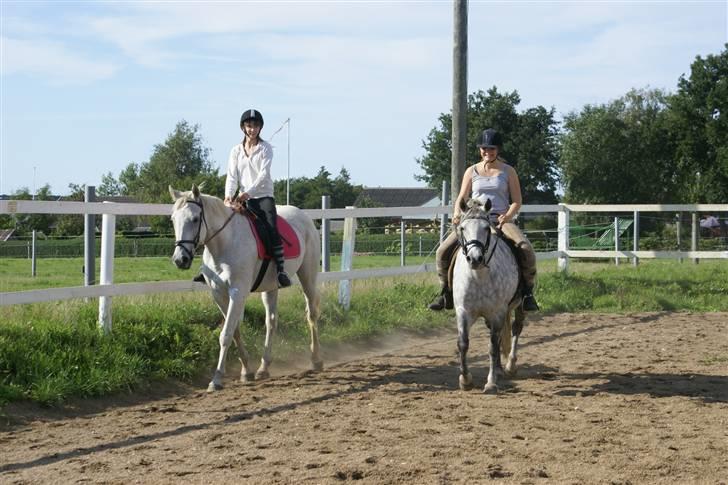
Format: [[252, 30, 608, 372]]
[[2, 200, 727, 315]]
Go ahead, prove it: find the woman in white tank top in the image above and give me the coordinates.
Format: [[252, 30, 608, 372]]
[[428, 129, 540, 312]]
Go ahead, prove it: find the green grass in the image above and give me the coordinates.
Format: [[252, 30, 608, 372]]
[[1, 257, 727, 407]]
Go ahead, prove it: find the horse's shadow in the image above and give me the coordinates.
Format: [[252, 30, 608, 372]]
[[553, 371, 728, 404]]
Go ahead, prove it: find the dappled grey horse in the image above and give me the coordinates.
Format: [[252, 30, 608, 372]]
[[453, 197, 526, 394], [169, 185, 323, 392]]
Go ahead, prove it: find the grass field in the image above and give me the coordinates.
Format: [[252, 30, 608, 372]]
[[1, 256, 727, 407]]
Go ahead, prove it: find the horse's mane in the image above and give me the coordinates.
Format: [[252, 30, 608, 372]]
[[462, 198, 490, 221], [173, 191, 230, 221]]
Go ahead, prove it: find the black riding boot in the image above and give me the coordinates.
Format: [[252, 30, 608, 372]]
[[273, 243, 291, 288], [522, 284, 540, 311], [428, 286, 453, 311]]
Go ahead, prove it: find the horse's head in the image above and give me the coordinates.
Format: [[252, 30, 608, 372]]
[[169, 184, 206, 269], [457, 196, 493, 269]]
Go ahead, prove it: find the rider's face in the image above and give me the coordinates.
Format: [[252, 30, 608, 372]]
[[480, 146, 498, 162], [243, 120, 262, 139]]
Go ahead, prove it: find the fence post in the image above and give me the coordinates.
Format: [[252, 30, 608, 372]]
[[84, 186, 96, 286], [98, 209, 116, 334], [557, 204, 569, 273], [400, 220, 406, 266], [338, 206, 356, 310], [676, 213, 683, 263], [321, 195, 330, 272], [691, 212, 699, 265], [614, 216, 620, 266], [31, 230, 37, 276], [632, 210, 639, 267]]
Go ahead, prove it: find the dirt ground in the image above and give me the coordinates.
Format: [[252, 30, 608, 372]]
[[1, 312, 727, 484]]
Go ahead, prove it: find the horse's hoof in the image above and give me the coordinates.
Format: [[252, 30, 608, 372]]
[[459, 373, 473, 391], [207, 382, 224, 393], [505, 364, 517, 378], [312, 360, 324, 372], [483, 383, 499, 394], [255, 370, 270, 381], [240, 372, 256, 384]]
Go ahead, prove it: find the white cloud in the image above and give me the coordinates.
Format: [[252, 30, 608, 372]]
[[1, 36, 118, 84]]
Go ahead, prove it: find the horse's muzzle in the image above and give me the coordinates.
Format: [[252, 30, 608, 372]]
[[172, 247, 193, 269], [466, 252, 485, 269]]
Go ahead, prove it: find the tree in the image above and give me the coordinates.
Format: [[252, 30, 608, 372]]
[[53, 183, 86, 236], [97, 171, 123, 197], [274, 167, 362, 209], [667, 44, 728, 203], [6, 185, 56, 236], [559, 88, 675, 203], [116, 120, 224, 234], [415, 87, 560, 203]]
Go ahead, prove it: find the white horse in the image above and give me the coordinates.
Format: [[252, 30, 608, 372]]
[[169, 185, 323, 392], [453, 197, 526, 394]]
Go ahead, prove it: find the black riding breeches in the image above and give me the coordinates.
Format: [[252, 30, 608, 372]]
[[246, 196, 285, 271]]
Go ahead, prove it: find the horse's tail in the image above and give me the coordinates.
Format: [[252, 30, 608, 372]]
[[500, 309, 513, 360]]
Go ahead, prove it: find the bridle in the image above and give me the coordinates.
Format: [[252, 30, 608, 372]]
[[174, 198, 236, 262], [457, 212, 500, 268]]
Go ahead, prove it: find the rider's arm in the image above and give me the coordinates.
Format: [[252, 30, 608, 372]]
[[500, 165, 522, 225], [224, 146, 241, 206]]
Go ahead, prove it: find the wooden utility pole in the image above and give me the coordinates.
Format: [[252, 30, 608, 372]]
[[451, 0, 468, 204]]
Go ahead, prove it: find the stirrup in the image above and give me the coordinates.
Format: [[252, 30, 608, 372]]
[[277, 271, 292, 288]]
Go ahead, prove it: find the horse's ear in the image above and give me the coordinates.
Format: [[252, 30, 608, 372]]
[[459, 197, 468, 213], [192, 184, 200, 199], [169, 186, 182, 201], [484, 198, 492, 212]]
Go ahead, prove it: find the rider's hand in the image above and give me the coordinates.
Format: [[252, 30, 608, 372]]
[[453, 213, 461, 225], [497, 214, 511, 226], [237, 192, 251, 203]]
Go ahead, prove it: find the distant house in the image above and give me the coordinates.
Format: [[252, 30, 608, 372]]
[[354, 187, 441, 209], [354, 187, 442, 222]]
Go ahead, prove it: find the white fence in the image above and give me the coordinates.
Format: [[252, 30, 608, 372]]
[[2, 200, 727, 318]]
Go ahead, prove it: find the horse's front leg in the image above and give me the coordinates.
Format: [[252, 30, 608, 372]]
[[209, 287, 249, 392], [484, 315, 505, 394], [255, 290, 279, 381], [456, 309, 474, 391], [505, 306, 525, 377]]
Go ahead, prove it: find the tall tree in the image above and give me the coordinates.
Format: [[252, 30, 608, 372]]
[[667, 44, 728, 203], [119, 120, 224, 202], [416, 87, 560, 203], [560, 88, 675, 203]]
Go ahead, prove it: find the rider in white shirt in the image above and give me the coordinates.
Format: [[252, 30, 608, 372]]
[[224, 109, 291, 288]]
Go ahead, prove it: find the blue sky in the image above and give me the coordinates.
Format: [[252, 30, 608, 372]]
[[1, 1, 726, 196]]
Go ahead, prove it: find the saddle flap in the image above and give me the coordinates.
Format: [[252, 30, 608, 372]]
[[245, 214, 301, 260]]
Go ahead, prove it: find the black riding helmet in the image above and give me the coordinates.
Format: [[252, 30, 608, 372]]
[[240, 109, 264, 130], [476, 128, 503, 148]]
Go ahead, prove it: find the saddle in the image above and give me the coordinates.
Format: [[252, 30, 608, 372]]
[[447, 227, 523, 305], [244, 212, 301, 260]]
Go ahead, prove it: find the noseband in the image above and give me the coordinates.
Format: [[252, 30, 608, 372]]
[[174, 198, 236, 262], [457, 213, 499, 268]]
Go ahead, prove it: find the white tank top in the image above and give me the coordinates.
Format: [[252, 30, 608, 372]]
[[471, 165, 510, 215]]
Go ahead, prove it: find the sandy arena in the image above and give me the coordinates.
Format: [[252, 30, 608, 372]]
[[1, 312, 727, 484]]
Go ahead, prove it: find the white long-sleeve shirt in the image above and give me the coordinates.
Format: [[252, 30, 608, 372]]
[[224, 139, 275, 199]]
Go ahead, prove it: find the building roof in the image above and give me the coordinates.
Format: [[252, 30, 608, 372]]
[[355, 187, 440, 208]]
